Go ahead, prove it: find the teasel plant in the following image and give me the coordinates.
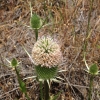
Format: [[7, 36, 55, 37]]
[[31, 37, 63, 100], [6, 58, 30, 100], [29, 2, 54, 41], [30, 13, 42, 41], [84, 57, 100, 100], [29, 2, 45, 41], [22, 36, 63, 100]]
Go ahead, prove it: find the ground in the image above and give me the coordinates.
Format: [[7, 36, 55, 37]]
[[0, 0, 100, 100]]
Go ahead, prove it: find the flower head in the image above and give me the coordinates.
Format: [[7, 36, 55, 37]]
[[32, 37, 62, 68]]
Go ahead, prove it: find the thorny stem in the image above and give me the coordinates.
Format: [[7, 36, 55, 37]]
[[88, 75, 94, 100], [15, 67, 30, 100], [44, 80, 49, 100], [34, 29, 38, 41], [40, 81, 43, 100], [15, 67, 20, 81]]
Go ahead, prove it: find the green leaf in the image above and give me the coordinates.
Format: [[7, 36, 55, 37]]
[[19, 78, 27, 93], [30, 14, 42, 29], [97, 45, 100, 49], [50, 91, 61, 100], [89, 64, 98, 75], [35, 65, 58, 80], [20, 82, 27, 93], [11, 58, 18, 67]]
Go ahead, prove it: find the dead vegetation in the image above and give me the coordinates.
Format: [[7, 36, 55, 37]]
[[0, 0, 100, 100]]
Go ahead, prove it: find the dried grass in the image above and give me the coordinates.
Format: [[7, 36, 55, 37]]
[[0, 0, 100, 99]]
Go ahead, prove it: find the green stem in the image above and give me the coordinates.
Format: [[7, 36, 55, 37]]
[[15, 67, 20, 80], [40, 81, 43, 100], [29, 2, 32, 17], [44, 80, 49, 100], [15, 67, 30, 100], [34, 29, 38, 41], [25, 92, 30, 100], [43, 0, 46, 12], [88, 75, 94, 100], [83, 0, 94, 60], [86, 0, 93, 37]]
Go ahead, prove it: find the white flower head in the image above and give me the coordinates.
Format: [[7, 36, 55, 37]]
[[32, 37, 62, 68]]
